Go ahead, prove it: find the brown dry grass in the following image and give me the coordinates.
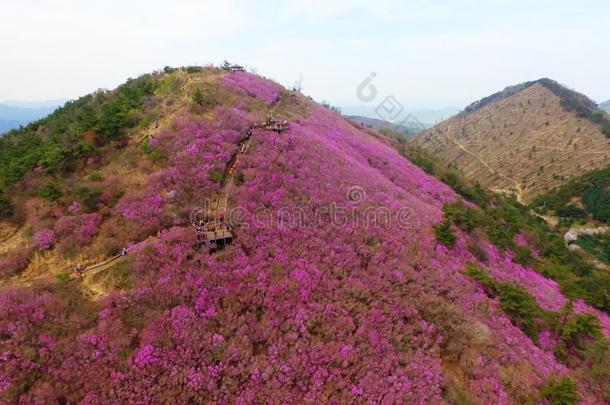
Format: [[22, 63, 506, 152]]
[[0, 223, 23, 255], [413, 83, 610, 202], [1, 68, 293, 295]]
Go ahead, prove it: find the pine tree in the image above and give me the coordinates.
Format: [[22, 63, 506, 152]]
[[192, 88, 204, 106]]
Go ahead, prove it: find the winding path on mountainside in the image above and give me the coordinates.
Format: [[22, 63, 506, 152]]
[[440, 128, 600, 231], [82, 254, 125, 277], [213, 137, 252, 216], [444, 126, 526, 204], [458, 141, 609, 155], [82, 133, 248, 283], [2, 79, 289, 297], [78, 102, 285, 292]]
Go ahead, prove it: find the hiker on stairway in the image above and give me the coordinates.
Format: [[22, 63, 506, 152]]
[[120, 247, 129, 256]]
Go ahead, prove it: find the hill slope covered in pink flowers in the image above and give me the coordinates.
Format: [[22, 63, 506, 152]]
[[0, 67, 608, 404]]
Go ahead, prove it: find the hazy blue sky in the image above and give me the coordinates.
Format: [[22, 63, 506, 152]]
[[2, 0, 609, 108]]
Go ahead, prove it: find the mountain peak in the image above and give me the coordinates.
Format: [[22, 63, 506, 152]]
[[1, 67, 609, 404], [415, 78, 610, 202], [463, 78, 598, 115]]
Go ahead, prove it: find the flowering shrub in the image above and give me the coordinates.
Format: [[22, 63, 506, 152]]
[[55, 213, 102, 248], [515, 232, 528, 247], [0, 289, 50, 398], [32, 228, 55, 250], [114, 112, 245, 231], [67, 201, 82, 214], [0, 246, 33, 277], [221, 71, 281, 105], [1, 73, 607, 404], [116, 193, 166, 228]]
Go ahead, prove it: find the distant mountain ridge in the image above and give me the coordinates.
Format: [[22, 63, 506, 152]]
[[600, 100, 610, 113], [346, 115, 423, 137], [1, 99, 68, 109], [463, 78, 600, 117], [340, 106, 459, 126], [0, 120, 27, 134], [0, 100, 66, 134]]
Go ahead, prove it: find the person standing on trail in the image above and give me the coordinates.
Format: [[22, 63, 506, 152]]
[[120, 248, 129, 256], [75, 264, 85, 280]]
